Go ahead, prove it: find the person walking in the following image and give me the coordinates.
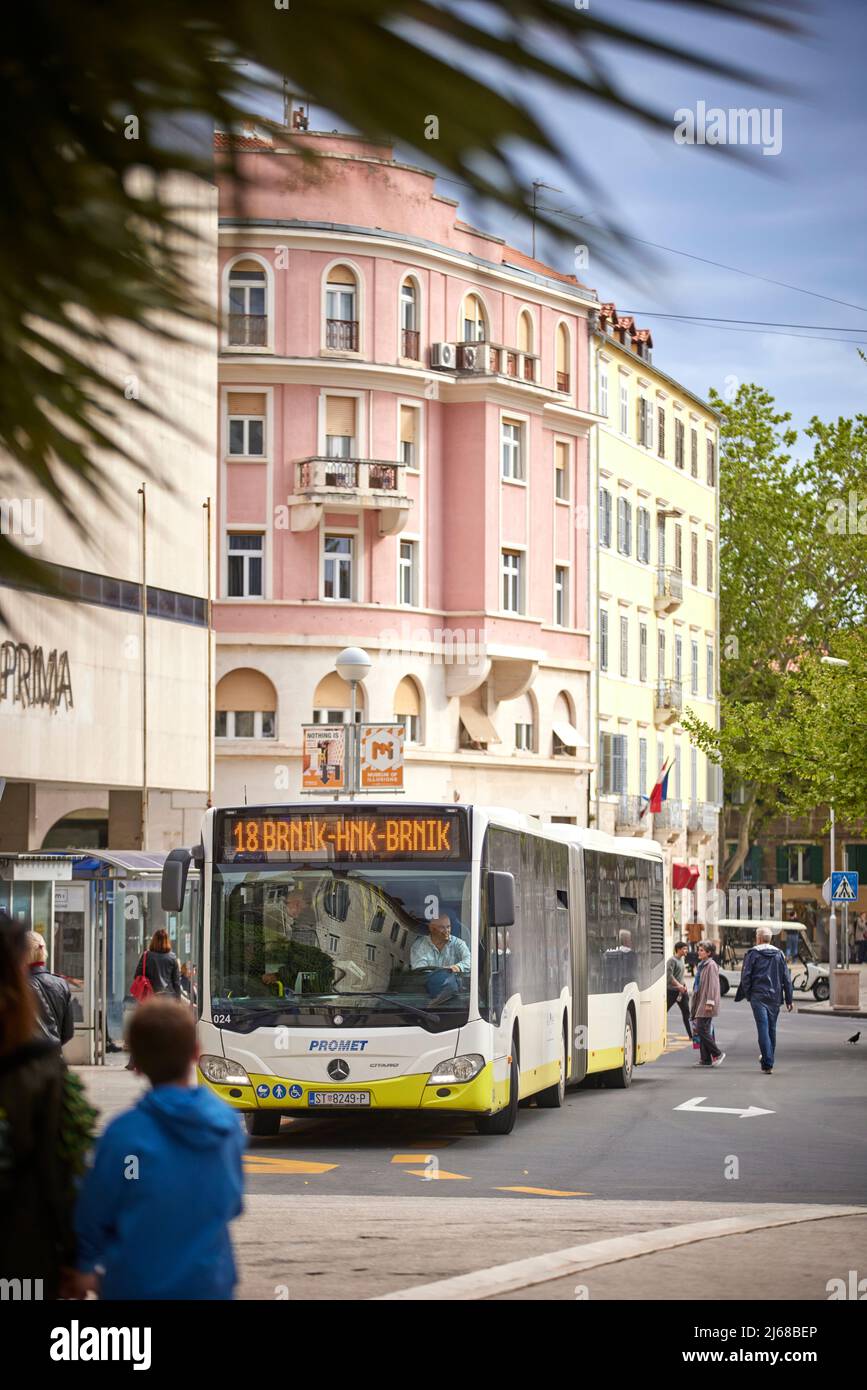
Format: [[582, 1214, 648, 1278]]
[[737, 924, 793, 1074], [690, 940, 725, 1067], [666, 941, 693, 1039], [70, 996, 245, 1300], [0, 911, 96, 1299], [854, 912, 867, 966], [126, 927, 182, 1068], [26, 931, 74, 1046]]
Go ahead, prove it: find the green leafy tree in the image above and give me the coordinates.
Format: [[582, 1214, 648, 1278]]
[[0, 0, 802, 584], [683, 386, 867, 884]]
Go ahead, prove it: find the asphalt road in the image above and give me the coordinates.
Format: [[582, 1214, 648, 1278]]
[[239, 1001, 867, 1205]]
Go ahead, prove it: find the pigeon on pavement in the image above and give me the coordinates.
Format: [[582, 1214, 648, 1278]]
[[847, 1032, 860, 1044]]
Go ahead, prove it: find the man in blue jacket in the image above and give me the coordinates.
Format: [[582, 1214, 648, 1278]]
[[71, 997, 245, 1299], [738, 926, 794, 1074]]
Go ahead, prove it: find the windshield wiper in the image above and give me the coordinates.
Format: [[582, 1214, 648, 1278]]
[[333, 991, 450, 1024]]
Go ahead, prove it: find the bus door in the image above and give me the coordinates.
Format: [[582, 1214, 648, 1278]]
[[569, 845, 588, 1082]]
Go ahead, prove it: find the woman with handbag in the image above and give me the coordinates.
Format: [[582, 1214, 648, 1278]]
[[126, 928, 182, 1068]]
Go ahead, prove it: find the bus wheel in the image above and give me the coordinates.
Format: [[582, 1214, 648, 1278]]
[[245, 1112, 282, 1137], [719, 976, 730, 996], [475, 1051, 519, 1135], [604, 1012, 635, 1090], [536, 1023, 567, 1109]]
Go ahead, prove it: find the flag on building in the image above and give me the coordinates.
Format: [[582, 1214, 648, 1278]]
[[640, 757, 672, 818]]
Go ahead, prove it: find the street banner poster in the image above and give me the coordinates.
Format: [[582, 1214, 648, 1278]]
[[359, 723, 405, 790], [301, 724, 346, 791]]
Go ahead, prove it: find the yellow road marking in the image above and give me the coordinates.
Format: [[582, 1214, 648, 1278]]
[[494, 1185, 590, 1197], [402, 1140, 456, 1150], [243, 1157, 338, 1174], [401, 1168, 471, 1180]]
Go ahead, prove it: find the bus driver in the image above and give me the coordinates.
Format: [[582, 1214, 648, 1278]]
[[410, 914, 471, 1007]]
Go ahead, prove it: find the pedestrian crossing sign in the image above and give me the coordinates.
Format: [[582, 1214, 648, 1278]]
[[831, 870, 859, 903]]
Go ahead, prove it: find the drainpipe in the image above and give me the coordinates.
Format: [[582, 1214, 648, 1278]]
[[590, 331, 601, 831], [138, 483, 148, 850]]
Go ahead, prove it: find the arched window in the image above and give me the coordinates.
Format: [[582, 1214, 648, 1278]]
[[215, 669, 277, 739], [394, 676, 422, 745], [517, 309, 534, 354], [400, 278, 420, 359], [517, 309, 537, 382], [227, 259, 269, 347], [512, 691, 536, 753], [42, 809, 109, 851], [312, 670, 364, 724], [556, 323, 571, 393], [552, 690, 579, 757], [325, 264, 360, 351], [461, 293, 487, 343]]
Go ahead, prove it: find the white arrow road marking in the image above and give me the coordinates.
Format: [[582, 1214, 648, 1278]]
[[674, 1096, 775, 1119]]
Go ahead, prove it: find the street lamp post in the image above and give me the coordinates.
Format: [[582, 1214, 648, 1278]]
[[820, 656, 852, 1003], [335, 647, 372, 799]]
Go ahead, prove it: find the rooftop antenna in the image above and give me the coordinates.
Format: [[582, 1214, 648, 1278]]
[[530, 180, 563, 259]]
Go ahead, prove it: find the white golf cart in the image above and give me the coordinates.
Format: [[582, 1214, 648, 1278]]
[[717, 920, 830, 1002]]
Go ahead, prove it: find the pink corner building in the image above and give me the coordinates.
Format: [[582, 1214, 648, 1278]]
[[214, 127, 598, 821]]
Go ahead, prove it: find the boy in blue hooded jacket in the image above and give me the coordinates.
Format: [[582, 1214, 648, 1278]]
[[72, 997, 245, 1300]]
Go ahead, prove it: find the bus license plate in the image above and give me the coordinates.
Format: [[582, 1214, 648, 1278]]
[[308, 1090, 371, 1107]]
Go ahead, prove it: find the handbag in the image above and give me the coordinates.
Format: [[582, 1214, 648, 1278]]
[[129, 950, 154, 1003]]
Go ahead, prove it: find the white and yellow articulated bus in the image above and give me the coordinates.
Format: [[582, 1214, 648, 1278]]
[[161, 802, 668, 1136]]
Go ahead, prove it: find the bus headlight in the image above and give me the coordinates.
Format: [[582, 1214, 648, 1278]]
[[199, 1055, 251, 1086], [426, 1054, 485, 1085]]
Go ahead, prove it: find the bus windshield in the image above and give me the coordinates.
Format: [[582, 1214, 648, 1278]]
[[210, 864, 473, 1030]]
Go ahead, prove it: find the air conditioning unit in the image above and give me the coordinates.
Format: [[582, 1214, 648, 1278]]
[[458, 343, 495, 374], [431, 341, 457, 369]]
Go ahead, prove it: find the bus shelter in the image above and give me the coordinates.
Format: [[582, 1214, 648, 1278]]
[[0, 850, 199, 1064]]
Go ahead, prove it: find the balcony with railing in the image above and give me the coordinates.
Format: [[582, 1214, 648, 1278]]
[[433, 340, 544, 384], [287, 456, 412, 536], [653, 798, 684, 842], [227, 313, 268, 347], [616, 794, 648, 835], [401, 327, 420, 360], [325, 319, 359, 351], [654, 678, 683, 726], [688, 800, 719, 841], [654, 566, 683, 614]]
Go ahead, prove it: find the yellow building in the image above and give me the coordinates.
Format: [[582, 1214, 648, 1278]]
[[590, 304, 720, 930]]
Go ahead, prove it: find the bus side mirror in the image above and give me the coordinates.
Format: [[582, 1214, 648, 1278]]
[[162, 848, 192, 913], [488, 871, 516, 928]]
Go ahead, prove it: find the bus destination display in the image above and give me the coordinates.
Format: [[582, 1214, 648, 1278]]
[[218, 810, 466, 862]]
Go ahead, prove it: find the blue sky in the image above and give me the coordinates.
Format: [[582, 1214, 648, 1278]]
[[467, 0, 867, 444], [265, 0, 867, 444]]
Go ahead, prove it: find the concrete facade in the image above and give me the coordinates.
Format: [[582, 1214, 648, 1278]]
[[0, 175, 218, 852]]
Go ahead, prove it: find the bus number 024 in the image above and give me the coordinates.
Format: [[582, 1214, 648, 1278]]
[[212, 1014, 233, 1025]]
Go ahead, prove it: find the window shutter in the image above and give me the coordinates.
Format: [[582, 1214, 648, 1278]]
[[399, 405, 417, 443], [228, 392, 266, 415], [326, 396, 356, 436], [328, 264, 356, 286], [807, 844, 824, 884], [775, 845, 789, 884]]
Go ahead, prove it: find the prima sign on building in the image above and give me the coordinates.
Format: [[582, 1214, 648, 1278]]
[[0, 642, 73, 711]]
